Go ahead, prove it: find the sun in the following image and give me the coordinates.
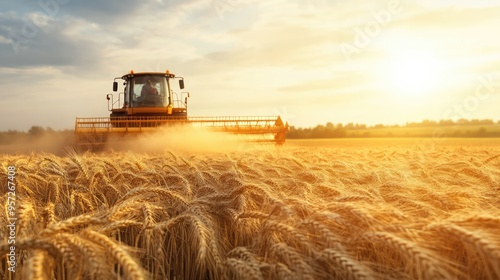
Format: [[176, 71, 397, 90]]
[[379, 49, 444, 98]]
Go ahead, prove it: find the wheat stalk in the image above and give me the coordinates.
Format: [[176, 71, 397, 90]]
[[117, 187, 189, 208], [269, 242, 315, 280], [366, 231, 452, 279], [317, 248, 375, 280], [430, 223, 500, 279], [81, 230, 147, 280], [225, 257, 264, 280], [26, 250, 52, 280], [40, 215, 104, 236]]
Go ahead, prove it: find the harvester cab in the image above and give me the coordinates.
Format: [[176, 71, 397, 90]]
[[107, 70, 189, 118], [75, 69, 289, 151]]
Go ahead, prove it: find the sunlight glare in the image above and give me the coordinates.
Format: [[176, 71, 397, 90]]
[[381, 49, 444, 98]]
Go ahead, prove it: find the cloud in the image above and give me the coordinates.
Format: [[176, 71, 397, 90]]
[[395, 5, 500, 30], [0, 0, 206, 70], [0, 14, 104, 70]]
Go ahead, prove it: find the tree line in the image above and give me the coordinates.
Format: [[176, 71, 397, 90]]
[[1, 119, 500, 144], [287, 119, 500, 139], [0, 126, 73, 145]]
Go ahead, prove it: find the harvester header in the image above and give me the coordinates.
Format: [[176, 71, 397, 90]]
[[75, 70, 289, 150]]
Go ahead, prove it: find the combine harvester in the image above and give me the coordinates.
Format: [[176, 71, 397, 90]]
[[75, 70, 289, 151]]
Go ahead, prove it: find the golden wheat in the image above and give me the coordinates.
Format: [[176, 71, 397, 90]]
[[1, 139, 499, 279]]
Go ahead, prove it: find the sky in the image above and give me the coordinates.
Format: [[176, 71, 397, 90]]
[[1, 0, 499, 131]]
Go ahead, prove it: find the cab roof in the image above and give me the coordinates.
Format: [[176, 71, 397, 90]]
[[121, 70, 175, 79]]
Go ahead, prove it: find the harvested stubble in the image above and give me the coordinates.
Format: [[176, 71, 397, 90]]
[[1, 141, 500, 279]]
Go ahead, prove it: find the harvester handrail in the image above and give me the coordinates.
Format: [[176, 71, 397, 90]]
[[75, 116, 288, 147], [75, 116, 287, 132], [75, 116, 282, 124], [171, 92, 186, 108]]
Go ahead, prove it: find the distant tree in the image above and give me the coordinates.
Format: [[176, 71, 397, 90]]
[[421, 119, 438, 127], [439, 119, 454, 126], [28, 126, 45, 137], [312, 125, 326, 138]]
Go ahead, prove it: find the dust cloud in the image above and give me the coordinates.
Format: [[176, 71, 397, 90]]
[[105, 125, 247, 154], [0, 126, 272, 155], [0, 133, 74, 156]]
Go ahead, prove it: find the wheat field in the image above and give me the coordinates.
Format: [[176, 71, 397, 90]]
[[1, 138, 500, 279]]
